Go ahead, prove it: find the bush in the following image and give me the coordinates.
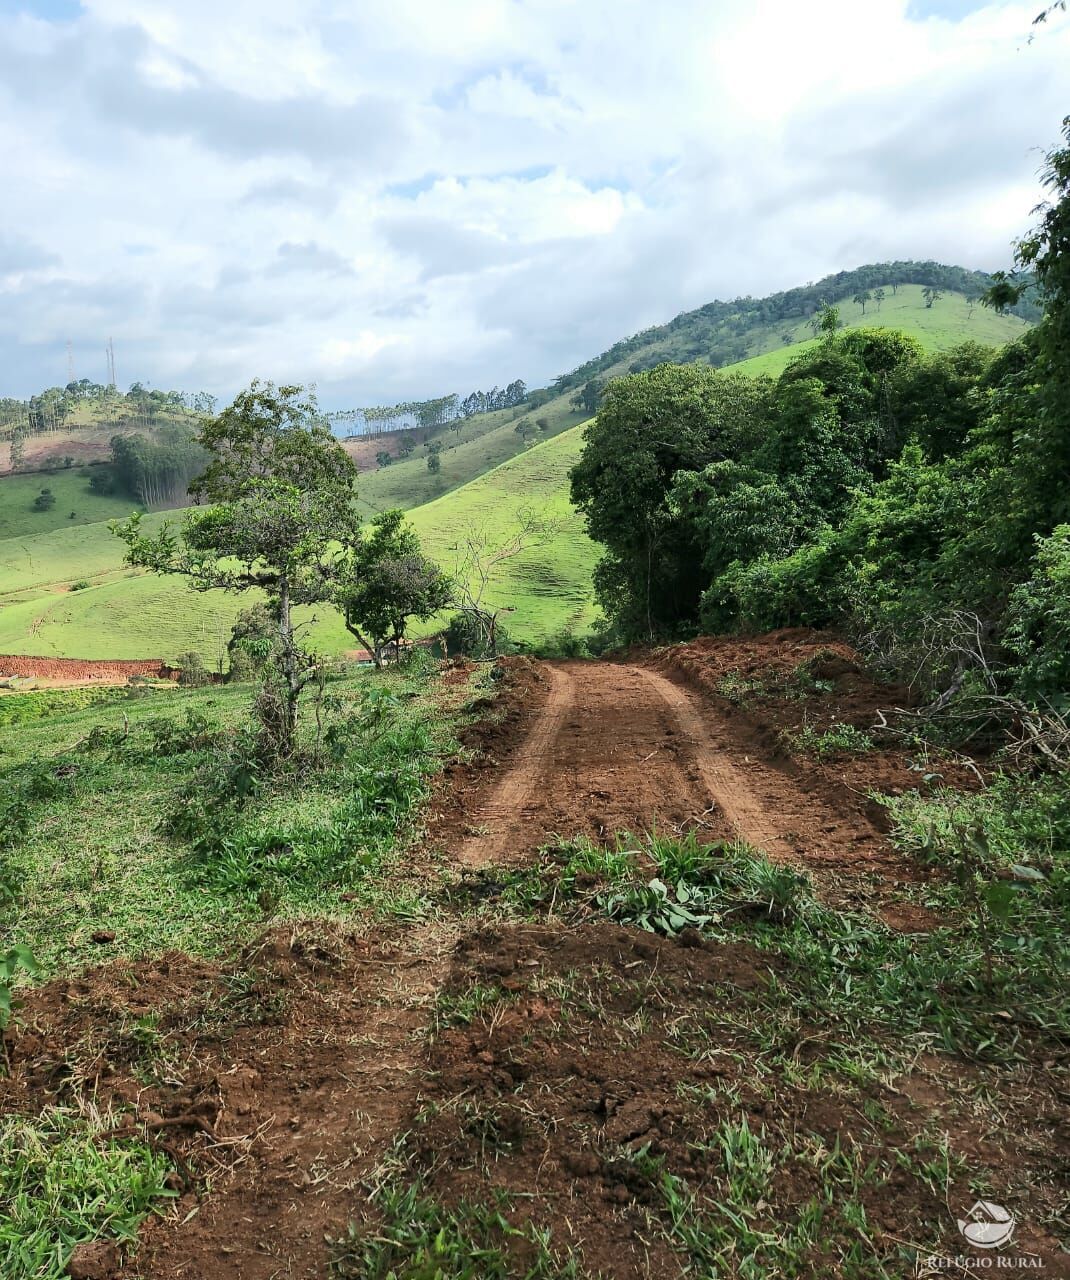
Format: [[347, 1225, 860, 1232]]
[[442, 612, 511, 659], [175, 651, 211, 688], [1004, 525, 1070, 702], [32, 490, 55, 512]]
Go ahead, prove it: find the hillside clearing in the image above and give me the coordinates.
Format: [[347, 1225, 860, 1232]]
[[1, 641, 1066, 1277]]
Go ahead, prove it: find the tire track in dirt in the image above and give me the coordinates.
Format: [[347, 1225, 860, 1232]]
[[636, 666, 795, 859], [456, 664, 575, 867]]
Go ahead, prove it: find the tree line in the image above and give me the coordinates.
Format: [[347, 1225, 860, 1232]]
[[553, 261, 1041, 395], [330, 381, 529, 439], [571, 121, 1070, 717]]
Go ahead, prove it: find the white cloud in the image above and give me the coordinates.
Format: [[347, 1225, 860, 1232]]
[[0, 0, 1065, 404]]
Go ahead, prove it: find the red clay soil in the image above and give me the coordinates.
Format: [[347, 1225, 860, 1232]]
[[339, 428, 434, 471], [0, 654, 176, 682], [4, 646, 1068, 1278], [2, 925, 455, 1280]]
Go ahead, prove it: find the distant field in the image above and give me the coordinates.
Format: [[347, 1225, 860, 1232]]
[[0, 281, 1034, 661], [0, 466, 137, 540], [0, 428, 597, 661], [731, 285, 1030, 379]]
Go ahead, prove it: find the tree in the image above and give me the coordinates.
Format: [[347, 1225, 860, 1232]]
[[376, 450, 394, 467], [570, 364, 772, 639], [426, 441, 442, 474], [334, 510, 451, 669], [922, 286, 943, 309], [817, 304, 842, 340], [9, 427, 26, 471], [874, 288, 886, 312], [398, 433, 416, 458], [449, 509, 557, 655], [515, 418, 538, 446], [571, 379, 605, 415], [33, 488, 55, 512], [853, 290, 872, 315], [114, 382, 359, 757]]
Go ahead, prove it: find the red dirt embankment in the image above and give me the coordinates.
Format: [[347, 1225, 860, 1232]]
[[0, 654, 175, 681]]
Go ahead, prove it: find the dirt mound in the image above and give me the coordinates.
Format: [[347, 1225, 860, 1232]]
[[654, 629, 908, 735], [2, 923, 452, 1280], [0, 655, 175, 682]]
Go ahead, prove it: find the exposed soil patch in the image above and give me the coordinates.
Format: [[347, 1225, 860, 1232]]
[[5, 643, 1067, 1278], [2, 923, 455, 1280]]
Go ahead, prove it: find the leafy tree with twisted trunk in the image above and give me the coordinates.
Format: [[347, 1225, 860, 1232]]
[[114, 382, 359, 756]]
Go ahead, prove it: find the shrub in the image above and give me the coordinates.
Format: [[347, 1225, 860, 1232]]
[[175, 651, 211, 688], [443, 612, 511, 659], [1004, 525, 1070, 702]]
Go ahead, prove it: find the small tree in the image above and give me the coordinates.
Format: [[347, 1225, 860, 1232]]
[[9, 428, 26, 471], [426, 441, 442, 474], [33, 489, 56, 512], [817, 304, 841, 341], [375, 450, 394, 467], [874, 287, 886, 312], [450, 509, 557, 655], [923, 286, 943, 309], [114, 382, 359, 757], [853, 289, 872, 315], [335, 510, 452, 669]]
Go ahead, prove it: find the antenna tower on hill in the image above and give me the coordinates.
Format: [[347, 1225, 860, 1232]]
[[66, 340, 75, 385], [106, 337, 117, 389]]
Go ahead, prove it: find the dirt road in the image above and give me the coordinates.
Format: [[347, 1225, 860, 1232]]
[[43, 651, 961, 1279], [457, 660, 887, 889]]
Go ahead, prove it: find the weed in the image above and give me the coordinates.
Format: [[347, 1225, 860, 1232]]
[[0, 1106, 175, 1280], [717, 671, 766, 705], [597, 877, 715, 936], [786, 722, 875, 757], [0, 944, 38, 1036], [330, 1178, 589, 1279]]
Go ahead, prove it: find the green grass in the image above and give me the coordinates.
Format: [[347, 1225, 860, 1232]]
[[0, 1107, 175, 1280], [330, 1175, 589, 1279], [731, 286, 1030, 379], [0, 662, 456, 976], [355, 399, 587, 516], [498, 824, 1069, 1059], [0, 467, 137, 541], [0, 427, 599, 661]]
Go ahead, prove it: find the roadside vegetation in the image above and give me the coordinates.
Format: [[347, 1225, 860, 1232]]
[[0, 123, 1067, 1280]]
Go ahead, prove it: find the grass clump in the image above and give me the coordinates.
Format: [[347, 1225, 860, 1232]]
[[0, 1107, 175, 1280], [501, 823, 1068, 1061], [0, 662, 456, 975], [785, 722, 875, 757], [330, 1176, 589, 1280]]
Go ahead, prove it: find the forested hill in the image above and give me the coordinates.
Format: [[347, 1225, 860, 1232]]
[[551, 261, 1039, 394]]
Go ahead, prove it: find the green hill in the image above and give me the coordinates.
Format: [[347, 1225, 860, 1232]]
[[0, 262, 1037, 662], [0, 427, 595, 661]]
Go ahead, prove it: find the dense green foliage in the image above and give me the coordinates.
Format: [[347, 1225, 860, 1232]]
[[554, 261, 1038, 392], [115, 382, 361, 754], [108, 428, 208, 508], [334, 510, 452, 667], [573, 122, 1070, 709]]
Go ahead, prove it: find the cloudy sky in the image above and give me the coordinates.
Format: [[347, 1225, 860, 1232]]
[[0, 0, 1066, 408]]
